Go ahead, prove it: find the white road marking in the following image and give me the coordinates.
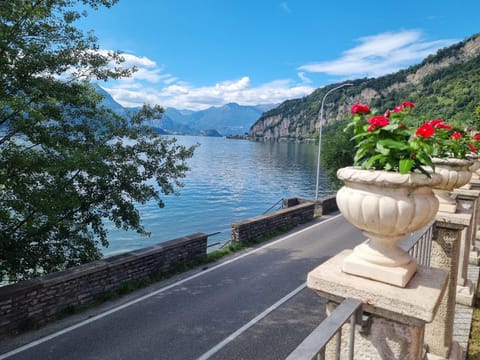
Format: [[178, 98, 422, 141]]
[[0, 214, 341, 359], [197, 282, 307, 360]]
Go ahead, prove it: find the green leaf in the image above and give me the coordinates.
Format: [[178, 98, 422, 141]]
[[362, 154, 385, 169], [399, 159, 414, 174], [376, 142, 391, 155], [377, 138, 410, 150]]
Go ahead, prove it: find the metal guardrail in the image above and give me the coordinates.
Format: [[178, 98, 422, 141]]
[[286, 298, 362, 360], [287, 221, 434, 360], [263, 198, 284, 214], [399, 220, 435, 267]]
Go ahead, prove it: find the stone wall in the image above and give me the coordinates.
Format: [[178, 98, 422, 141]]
[[283, 195, 338, 217], [317, 195, 338, 215], [231, 202, 315, 243], [0, 233, 207, 338]]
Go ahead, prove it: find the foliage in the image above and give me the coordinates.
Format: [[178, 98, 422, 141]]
[[0, 0, 196, 281], [422, 119, 476, 158], [320, 119, 354, 189], [475, 104, 480, 130], [346, 101, 435, 175], [251, 34, 480, 142]]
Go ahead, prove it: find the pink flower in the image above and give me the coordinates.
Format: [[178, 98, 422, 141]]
[[402, 101, 415, 108], [351, 103, 371, 115], [367, 116, 389, 132], [415, 124, 435, 138], [393, 105, 404, 113]]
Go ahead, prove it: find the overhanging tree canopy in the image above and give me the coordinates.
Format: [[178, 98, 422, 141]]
[[0, 0, 195, 281]]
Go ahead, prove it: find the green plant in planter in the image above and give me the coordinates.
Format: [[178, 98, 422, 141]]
[[419, 119, 477, 159], [346, 101, 435, 175]]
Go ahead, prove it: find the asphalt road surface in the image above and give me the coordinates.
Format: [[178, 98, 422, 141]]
[[0, 214, 364, 360]]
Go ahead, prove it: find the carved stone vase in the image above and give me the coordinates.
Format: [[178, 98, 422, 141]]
[[428, 158, 473, 213], [468, 156, 480, 182], [336, 167, 441, 287]]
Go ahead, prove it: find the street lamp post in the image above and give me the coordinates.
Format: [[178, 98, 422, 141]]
[[315, 83, 353, 200]]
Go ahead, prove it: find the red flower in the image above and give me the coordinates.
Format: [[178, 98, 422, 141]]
[[468, 143, 478, 153], [452, 132, 462, 140], [426, 119, 443, 127], [367, 116, 389, 132], [393, 106, 404, 113], [426, 119, 452, 130], [351, 103, 371, 115], [473, 133, 480, 141], [436, 123, 453, 130], [416, 124, 435, 138], [402, 101, 415, 108], [384, 109, 391, 118]]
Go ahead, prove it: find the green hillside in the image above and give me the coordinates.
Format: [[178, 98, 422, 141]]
[[249, 34, 480, 142]]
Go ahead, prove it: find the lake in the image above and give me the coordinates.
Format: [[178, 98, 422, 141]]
[[102, 136, 334, 255]]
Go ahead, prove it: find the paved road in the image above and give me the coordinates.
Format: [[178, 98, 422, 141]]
[[0, 214, 364, 360]]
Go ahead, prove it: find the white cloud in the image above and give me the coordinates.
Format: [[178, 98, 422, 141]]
[[215, 76, 251, 92], [104, 75, 314, 110], [119, 53, 157, 68], [297, 72, 312, 83], [96, 50, 315, 110], [298, 30, 457, 78], [102, 30, 457, 110], [158, 77, 314, 110]]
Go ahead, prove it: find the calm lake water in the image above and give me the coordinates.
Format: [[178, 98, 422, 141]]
[[102, 136, 334, 255]]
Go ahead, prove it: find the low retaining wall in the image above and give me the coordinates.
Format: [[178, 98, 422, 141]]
[[231, 202, 315, 243], [283, 195, 338, 217], [0, 233, 207, 338]]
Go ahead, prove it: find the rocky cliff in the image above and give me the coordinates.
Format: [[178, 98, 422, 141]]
[[249, 34, 480, 142]]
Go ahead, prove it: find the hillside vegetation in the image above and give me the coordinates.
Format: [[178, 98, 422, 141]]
[[249, 34, 480, 143]]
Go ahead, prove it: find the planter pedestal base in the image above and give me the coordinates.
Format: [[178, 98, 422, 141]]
[[342, 252, 417, 287], [438, 202, 457, 213], [434, 189, 457, 213]]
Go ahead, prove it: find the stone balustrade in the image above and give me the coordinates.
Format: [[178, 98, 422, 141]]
[[300, 172, 480, 360]]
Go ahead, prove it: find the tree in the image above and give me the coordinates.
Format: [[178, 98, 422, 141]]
[[475, 104, 480, 130], [320, 120, 355, 189], [0, 0, 195, 281]]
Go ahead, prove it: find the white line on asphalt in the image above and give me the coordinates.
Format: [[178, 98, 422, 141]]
[[0, 214, 341, 359], [197, 282, 307, 360]]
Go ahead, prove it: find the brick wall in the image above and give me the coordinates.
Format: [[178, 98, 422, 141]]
[[0, 233, 207, 338], [231, 202, 315, 243]]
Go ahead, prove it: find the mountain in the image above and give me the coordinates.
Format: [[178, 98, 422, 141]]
[[94, 87, 275, 136], [95, 85, 126, 114], [162, 103, 277, 136], [249, 34, 480, 143]]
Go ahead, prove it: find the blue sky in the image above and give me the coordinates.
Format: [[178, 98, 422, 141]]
[[78, 0, 480, 110]]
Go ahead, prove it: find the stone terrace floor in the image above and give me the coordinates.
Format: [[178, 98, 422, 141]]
[[454, 263, 479, 358]]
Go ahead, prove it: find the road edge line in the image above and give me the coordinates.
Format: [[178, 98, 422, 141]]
[[0, 214, 341, 359]]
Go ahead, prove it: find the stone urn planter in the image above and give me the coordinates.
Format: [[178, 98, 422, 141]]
[[336, 167, 441, 287], [428, 158, 473, 213], [468, 156, 480, 182]]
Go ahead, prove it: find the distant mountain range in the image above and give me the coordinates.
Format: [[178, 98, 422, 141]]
[[95, 86, 276, 136]]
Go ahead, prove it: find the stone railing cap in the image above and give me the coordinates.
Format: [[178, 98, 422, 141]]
[[307, 250, 448, 325]]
